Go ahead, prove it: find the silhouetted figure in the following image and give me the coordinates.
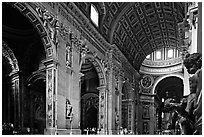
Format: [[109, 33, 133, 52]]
[[164, 53, 202, 135]]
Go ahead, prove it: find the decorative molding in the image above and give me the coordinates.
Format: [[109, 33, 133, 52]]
[[81, 55, 106, 86], [2, 41, 19, 75], [140, 64, 182, 75], [8, 2, 56, 58], [142, 57, 182, 67], [140, 75, 154, 89]]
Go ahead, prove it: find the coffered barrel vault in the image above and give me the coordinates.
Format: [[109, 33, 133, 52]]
[[75, 2, 185, 70]]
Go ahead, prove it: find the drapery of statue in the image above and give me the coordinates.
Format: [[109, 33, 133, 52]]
[[163, 53, 202, 135]]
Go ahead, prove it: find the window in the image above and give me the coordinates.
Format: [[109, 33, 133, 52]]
[[90, 4, 99, 26], [167, 49, 173, 58], [156, 51, 161, 60], [146, 54, 150, 59]]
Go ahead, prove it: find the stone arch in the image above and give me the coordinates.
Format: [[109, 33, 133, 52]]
[[2, 41, 19, 75], [7, 2, 56, 58], [151, 73, 184, 94], [26, 71, 46, 86], [80, 54, 106, 87]]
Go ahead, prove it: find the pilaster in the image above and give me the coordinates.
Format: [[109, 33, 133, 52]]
[[43, 59, 58, 135], [105, 49, 115, 134], [97, 86, 106, 134]]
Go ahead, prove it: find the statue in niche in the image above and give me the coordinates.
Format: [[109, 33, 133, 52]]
[[66, 99, 73, 120], [66, 43, 72, 67]]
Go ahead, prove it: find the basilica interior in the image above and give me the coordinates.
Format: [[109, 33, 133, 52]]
[[2, 2, 202, 135]]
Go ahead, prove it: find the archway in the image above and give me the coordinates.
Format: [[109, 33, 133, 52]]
[[2, 3, 47, 134], [2, 57, 16, 134], [154, 76, 183, 131], [26, 73, 46, 134], [5, 2, 57, 58], [2, 41, 19, 134], [80, 58, 99, 134]]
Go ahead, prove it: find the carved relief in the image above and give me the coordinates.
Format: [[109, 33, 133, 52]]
[[36, 7, 59, 46], [85, 57, 106, 86], [66, 99, 73, 120], [47, 70, 52, 100], [65, 43, 72, 68], [98, 88, 106, 129], [140, 75, 153, 89], [115, 109, 119, 127], [53, 69, 56, 127], [59, 24, 70, 40], [47, 69, 52, 127]]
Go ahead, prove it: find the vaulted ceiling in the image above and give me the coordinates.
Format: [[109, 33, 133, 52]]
[[75, 2, 186, 70]]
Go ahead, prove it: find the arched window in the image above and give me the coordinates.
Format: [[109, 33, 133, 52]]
[[146, 54, 151, 59], [167, 49, 173, 58], [156, 50, 161, 60], [90, 4, 99, 26]]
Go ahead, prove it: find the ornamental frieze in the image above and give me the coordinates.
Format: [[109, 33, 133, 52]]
[[140, 64, 182, 75], [142, 57, 182, 67]]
